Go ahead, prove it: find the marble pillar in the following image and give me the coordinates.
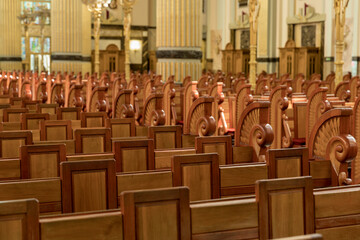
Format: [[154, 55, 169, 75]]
[[51, 0, 91, 73], [0, 0, 22, 70], [156, 0, 203, 83]]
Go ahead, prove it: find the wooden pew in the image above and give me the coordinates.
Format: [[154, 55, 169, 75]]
[[37, 103, 58, 120], [256, 177, 314, 239], [120, 187, 191, 240], [266, 147, 309, 178], [148, 125, 182, 149], [20, 144, 66, 179], [0, 199, 39, 240], [195, 135, 232, 165], [105, 118, 136, 138], [61, 159, 117, 213], [112, 139, 155, 172], [80, 112, 107, 128], [0, 130, 33, 159], [39, 120, 73, 141], [74, 128, 111, 154], [172, 153, 220, 201]]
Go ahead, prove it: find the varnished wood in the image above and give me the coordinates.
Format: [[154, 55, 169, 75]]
[[113, 139, 155, 172], [60, 159, 117, 213], [120, 187, 191, 240], [172, 153, 220, 201], [80, 112, 107, 128], [148, 125, 182, 149], [195, 135, 233, 165], [20, 144, 66, 179], [74, 128, 111, 153], [40, 120, 73, 140], [256, 176, 314, 239]]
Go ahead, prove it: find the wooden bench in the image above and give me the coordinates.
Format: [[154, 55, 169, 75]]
[[74, 128, 111, 154], [148, 125, 182, 149], [113, 139, 154, 172], [0, 199, 39, 240], [61, 159, 117, 213], [20, 144, 66, 179], [40, 120, 73, 141], [80, 112, 107, 128], [105, 118, 135, 138]]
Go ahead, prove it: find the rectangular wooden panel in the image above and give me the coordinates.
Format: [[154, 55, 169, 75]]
[[57, 107, 81, 120], [74, 128, 111, 154], [148, 125, 182, 149], [267, 148, 309, 179], [196, 136, 233, 165], [136, 200, 179, 240], [46, 126, 67, 140], [40, 211, 123, 240], [20, 144, 66, 179], [113, 139, 154, 172], [72, 170, 107, 212], [105, 118, 135, 138], [0, 199, 39, 240], [0, 159, 20, 179], [269, 189, 305, 238], [183, 163, 212, 201], [120, 187, 191, 240], [81, 112, 107, 128], [316, 225, 360, 240], [29, 153, 58, 178], [61, 160, 117, 213], [82, 135, 104, 153], [256, 177, 314, 240], [2, 139, 25, 158], [112, 124, 131, 137], [276, 157, 302, 178], [172, 153, 220, 201]]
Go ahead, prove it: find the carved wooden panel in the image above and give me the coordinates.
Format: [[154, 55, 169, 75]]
[[195, 135, 232, 165], [148, 125, 182, 149], [74, 128, 111, 154]]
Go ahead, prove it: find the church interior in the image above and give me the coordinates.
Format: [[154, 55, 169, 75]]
[[0, 0, 359, 239]]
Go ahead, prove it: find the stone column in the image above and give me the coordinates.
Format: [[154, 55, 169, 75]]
[[0, 0, 22, 70], [51, 0, 91, 73], [156, 0, 203, 83]]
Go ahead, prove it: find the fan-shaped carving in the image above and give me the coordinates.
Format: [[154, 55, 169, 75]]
[[143, 94, 165, 126], [309, 108, 356, 186], [293, 73, 305, 93], [306, 87, 330, 143], [51, 83, 64, 107], [183, 81, 198, 131], [114, 90, 134, 119], [349, 76, 360, 101], [8, 80, 18, 98], [352, 97, 360, 184], [89, 86, 108, 112], [305, 80, 321, 97], [185, 97, 215, 136]]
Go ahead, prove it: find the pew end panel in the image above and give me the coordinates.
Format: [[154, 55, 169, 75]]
[[172, 153, 220, 201], [113, 139, 155, 172], [120, 187, 191, 240], [148, 125, 182, 149], [80, 112, 107, 128], [0, 131, 33, 159], [196, 135, 233, 165], [0, 199, 39, 240], [60, 159, 117, 213], [105, 118, 136, 138], [256, 176, 315, 239], [20, 144, 66, 179], [267, 147, 309, 179], [74, 128, 111, 154], [40, 120, 73, 141]]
